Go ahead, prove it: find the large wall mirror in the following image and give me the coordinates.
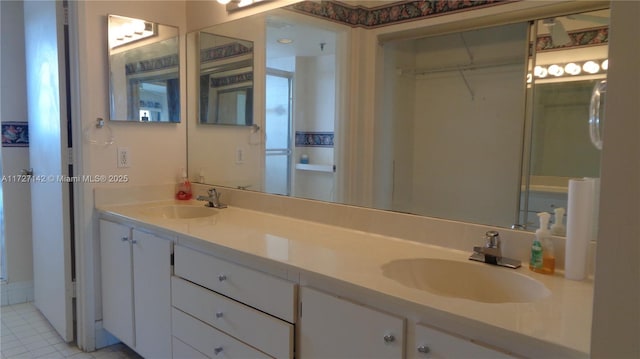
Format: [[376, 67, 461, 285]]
[[108, 14, 180, 122], [187, 1, 609, 233]]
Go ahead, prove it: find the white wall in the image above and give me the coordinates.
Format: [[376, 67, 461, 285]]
[[72, 0, 187, 350], [0, 0, 34, 305], [186, 15, 265, 190], [293, 55, 336, 201]]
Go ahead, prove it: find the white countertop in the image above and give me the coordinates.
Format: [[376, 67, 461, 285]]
[[98, 200, 593, 357]]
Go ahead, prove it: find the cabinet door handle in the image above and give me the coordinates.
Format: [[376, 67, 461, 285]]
[[417, 345, 431, 354], [383, 334, 395, 343], [215, 311, 224, 319], [218, 274, 227, 282], [121, 237, 128, 242], [213, 347, 223, 355], [130, 239, 137, 244]]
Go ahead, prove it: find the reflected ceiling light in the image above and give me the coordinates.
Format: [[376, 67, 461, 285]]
[[547, 64, 564, 77], [109, 15, 156, 49], [222, 0, 267, 12], [583, 61, 600, 74], [534, 65, 548, 78], [277, 38, 293, 44], [601, 59, 609, 70], [564, 62, 581, 75]]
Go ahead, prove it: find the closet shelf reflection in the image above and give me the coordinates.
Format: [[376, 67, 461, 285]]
[[295, 164, 335, 173]]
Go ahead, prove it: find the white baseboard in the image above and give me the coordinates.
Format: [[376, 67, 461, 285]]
[[0, 280, 34, 306]]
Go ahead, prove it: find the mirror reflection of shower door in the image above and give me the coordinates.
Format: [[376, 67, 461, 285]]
[[265, 70, 293, 195]]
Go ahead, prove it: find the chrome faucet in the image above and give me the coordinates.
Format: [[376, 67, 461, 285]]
[[196, 188, 227, 209], [469, 231, 521, 268]]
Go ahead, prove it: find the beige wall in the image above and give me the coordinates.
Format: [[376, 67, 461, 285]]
[[0, 0, 34, 303], [186, 15, 266, 190], [72, 0, 187, 350], [591, 1, 640, 357]]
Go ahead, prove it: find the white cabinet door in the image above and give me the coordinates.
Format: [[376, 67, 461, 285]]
[[299, 287, 405, 359], [132, 229, 172, 359], [414, 323, 517, 359], [99, 220, 134, 348]]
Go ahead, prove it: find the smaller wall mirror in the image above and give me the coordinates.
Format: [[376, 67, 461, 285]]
[[198, 32, 254, 126], [108, 14, 180, 122]]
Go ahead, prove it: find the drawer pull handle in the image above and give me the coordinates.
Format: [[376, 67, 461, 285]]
[[218, 274, 227, 282], [383, 334, 395, 343], [215, 311, 224, 318], [417, 345, 431, 354], [214, 347, 223, 355]]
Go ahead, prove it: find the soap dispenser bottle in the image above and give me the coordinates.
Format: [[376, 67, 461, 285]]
[[175, 168, 192, 200], [530, 212, 555, 275]]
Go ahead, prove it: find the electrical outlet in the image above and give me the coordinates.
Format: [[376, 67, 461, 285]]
[[117, 147, 130, 168], [235, 147, 244, 164]]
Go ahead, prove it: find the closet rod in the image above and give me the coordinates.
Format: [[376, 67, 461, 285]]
[[398, 59, 524, 76]]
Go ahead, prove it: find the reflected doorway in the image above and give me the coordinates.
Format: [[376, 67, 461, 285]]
[[264, 70, 293, 195]]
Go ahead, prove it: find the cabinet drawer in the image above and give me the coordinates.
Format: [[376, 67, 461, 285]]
[[172, 308, 271, 359], [172, 277, 293, 359], [174, 245, 296, 322], [172, 337, 208, 359], [414, 323, 516, 358]]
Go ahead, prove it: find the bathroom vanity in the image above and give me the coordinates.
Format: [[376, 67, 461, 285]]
[[97, 196, 593, 359]]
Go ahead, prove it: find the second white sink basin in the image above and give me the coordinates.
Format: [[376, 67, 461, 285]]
[[142, 205, 218, 219], [381, 258, 550, 303]]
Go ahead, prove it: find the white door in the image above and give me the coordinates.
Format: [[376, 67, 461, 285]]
[[24, 0, 74, 342]]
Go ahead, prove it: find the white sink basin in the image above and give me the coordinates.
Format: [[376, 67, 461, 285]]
[[381, 258, 550, 303], [142, 205, 218, 219]]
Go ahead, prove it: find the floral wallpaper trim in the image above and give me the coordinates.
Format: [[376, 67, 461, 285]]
[[536, 26, 608, 52], [210, 72, 254, 88], [2, 122, 29, 147], [295, 131, 334, 147], [201, 42, 253, 63], [287, 0, 506, 28], [125, 54, 179, 75]]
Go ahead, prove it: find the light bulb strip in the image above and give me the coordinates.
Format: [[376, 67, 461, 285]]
[[532, 58, 607, 80]]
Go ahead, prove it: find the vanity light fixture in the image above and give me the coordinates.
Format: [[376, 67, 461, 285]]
[[531, 59, 607, 80], [220, 0, 270, 12], [534, 65, 548, 78], [564, 62, 581, 75], [583, 60, 600, 74], [109, 15, 156, 49], [547, 64, 564, 77], [277, 38, 293, 44]]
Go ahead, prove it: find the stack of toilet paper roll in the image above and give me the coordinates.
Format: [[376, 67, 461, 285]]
[[565, 177, 600, 280]]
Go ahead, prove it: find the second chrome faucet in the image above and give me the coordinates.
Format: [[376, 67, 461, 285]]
[[469, 231, 521, 269]]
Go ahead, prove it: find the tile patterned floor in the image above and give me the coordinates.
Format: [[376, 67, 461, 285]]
[[1, 303, 141, 359]]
